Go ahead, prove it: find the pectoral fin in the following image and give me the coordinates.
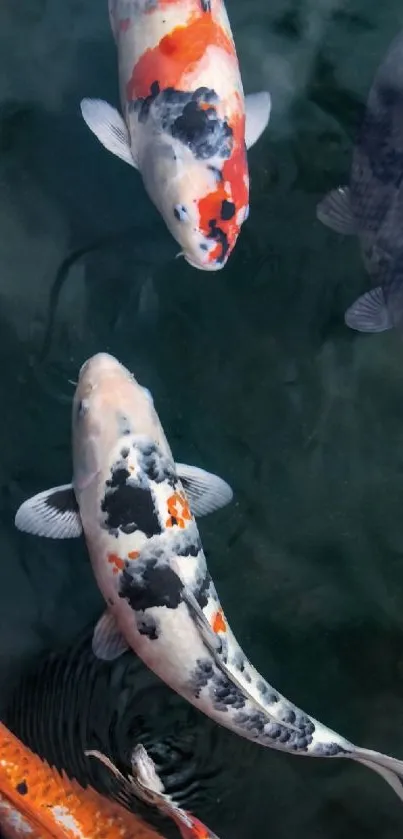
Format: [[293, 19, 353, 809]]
[[176, 463, 233, 516], [80, 98, 138, 168], [14, 484, 82, 538], [245, 91, 271, 150], [92, 609, 130, 660], [316, 186, 357, 234], [344, 287, 392, 332]]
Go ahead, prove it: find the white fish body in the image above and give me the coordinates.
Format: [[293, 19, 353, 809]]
[[14, 353, 403, 804]]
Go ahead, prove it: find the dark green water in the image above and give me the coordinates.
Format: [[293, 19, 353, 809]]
[[2, 0, 403, 836]]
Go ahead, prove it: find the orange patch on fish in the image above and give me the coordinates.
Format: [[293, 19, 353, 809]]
[[165, 491, 192, 529], [107, 553, 125, 575], [128, 550, 140, 560], [127, 13, 235, 100], [212, 609, 226, 634], [0, 722, 165, 839], [197, 107, 248, 264], [178, 813, 211, 838]]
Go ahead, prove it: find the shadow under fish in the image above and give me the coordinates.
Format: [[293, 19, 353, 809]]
[[316, 29, 403, 332]]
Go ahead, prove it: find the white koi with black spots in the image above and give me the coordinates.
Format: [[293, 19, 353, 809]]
[[14, 353, 403, 805]]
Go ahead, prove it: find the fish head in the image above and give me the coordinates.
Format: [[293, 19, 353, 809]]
[[72, 352, 171, 493], [140, 135, 249, 272]]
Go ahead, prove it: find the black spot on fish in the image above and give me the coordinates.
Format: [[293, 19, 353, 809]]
[[304, 720, 315, 736], [101, 463, 161, 537], [137, 441, 176, 486], [281, 709, 296, 725], [207, 219, 229, 263], [193, 571, 213, 608], [233, 707, 315, 751], [136, 613, 160, 640], [265, 724, 282, 739], [257, 680, 279, 704], [177, 539, 202, 558], [312, 741, 347, 757], [174, 205, 188, 222], [221, 200, 236, 221], [120, 447, 130, 459], [235, 655, 245, 672], [210, 673, 246, 710], [171, 98, 233, 160], [131, 85, 233, 161], [189, 658, 214, 698], [16, 781, 28, 795], [200, 0, 211, 10], [234, 711, 266, 736], [119, 559, 184, 612]]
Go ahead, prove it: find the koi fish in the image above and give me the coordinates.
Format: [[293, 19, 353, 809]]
[[80, 0, 271, 270], [14, 352, 403, 804], [86, 743, 220, 838], [316, 29, 403, 332], [0, 719, 167, 839]]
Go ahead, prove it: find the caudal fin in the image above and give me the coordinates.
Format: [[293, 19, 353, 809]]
[[352, 747, 403, 801]]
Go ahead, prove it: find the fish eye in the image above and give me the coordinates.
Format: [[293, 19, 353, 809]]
[[173, 204, 189, 222]]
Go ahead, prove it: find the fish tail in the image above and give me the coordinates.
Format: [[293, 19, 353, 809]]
[[352, 747, 403, 801]]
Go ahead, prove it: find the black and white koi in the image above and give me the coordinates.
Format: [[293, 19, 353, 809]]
[[14, 353, 403, 804]]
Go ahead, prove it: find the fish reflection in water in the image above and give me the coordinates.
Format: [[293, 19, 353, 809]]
[[3, 627, 255, 834]]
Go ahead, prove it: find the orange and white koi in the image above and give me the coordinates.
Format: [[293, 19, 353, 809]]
[[80, 0, 271, 270], [0, 720, 217, 839], [14, 353, 403, 805]]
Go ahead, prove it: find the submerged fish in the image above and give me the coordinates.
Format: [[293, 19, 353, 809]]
[[87, 744, 220, 838], [317, 29, 403, 332], [80, 0, 271, 271], [14, 352, 403, 803], [0, 720, 166, 839]]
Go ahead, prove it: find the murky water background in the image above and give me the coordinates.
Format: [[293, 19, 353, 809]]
[[2, 0, 403, 836]]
